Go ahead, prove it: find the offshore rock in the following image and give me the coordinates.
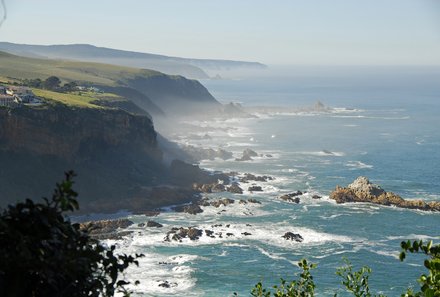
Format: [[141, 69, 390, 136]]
[[146, 220, 163, 228], [210, 198, 235, 208], [239, 173, 274, 183], [235, 148, 258, 161], [248, 186, 263, 192], [282, 232, 304, 242], [164, 227, 203, 242], [173, 203, 203, 215], [227, 183, 244, 194], [330, 176, 440, 211], [280, 191, 303, 203]]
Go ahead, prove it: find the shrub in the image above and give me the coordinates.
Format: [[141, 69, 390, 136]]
[[0, 171, 142, 297]]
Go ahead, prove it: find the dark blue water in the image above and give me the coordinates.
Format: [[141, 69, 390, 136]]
[[116, 66, 439, 296]]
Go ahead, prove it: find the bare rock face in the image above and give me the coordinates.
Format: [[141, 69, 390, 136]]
[[79, 219, 134, 240], [330, 176, 440, 211], [347, 176, 385, 199]]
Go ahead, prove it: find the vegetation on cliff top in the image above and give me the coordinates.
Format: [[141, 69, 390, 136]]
[[0, 50, 158, 85]]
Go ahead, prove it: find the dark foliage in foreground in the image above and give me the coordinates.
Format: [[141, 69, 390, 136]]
[[0, 171, 143, 297]]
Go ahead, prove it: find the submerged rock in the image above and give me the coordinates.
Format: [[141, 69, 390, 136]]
[[330, 176, 440, 211]]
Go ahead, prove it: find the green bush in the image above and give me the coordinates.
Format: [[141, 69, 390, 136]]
[[400, 240, 440, 296], [0, 171, 142, 297], [243, 240, 439, 297]]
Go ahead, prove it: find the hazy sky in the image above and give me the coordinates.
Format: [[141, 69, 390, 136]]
[[1, 0, 440, 65]]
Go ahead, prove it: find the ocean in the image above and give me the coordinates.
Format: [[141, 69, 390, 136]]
[[111, 66, 440, 296]]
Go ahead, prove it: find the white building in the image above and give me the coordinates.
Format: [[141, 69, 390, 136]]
[[0, 95, 20, 107]]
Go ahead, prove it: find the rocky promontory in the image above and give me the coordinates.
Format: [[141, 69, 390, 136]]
[[330, 176, 440, 211]]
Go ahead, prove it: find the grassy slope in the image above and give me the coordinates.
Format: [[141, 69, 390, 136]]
[[32, 89, 120, 108], [0, 51, 164, 110], [0, 51, 160, 85]]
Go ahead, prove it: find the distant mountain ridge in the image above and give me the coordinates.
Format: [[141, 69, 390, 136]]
[[0, 42, 267, 79]]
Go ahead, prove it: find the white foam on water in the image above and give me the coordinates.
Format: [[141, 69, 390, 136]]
[[386, 234, 440, 241], [368, 249, 400, 259], [255, 246, 297, 266], [345, 161, 374, 169], [296, 151, 346, 157], [113, 250, 199, 297]]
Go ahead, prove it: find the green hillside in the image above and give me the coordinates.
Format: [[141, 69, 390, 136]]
[[0, 51, 159, 85], [0, 50, 221, 116]]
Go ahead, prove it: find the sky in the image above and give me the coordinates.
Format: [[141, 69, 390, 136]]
[[0, 0, 439, 65]]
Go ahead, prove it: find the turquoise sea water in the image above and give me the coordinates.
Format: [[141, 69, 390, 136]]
[[113, 66, 440, 296]]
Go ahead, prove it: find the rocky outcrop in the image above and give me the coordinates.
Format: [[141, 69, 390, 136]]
[[79, 219, 134, 240], [248, 186, 263, 192], [330, 176, 440, 211], [235, 148, 258, 161], [164, 227, 204, 242], [282, 232, 304, 242], [239, 173, 274, 183], [146, 220, 163, 228], [192, 182, 226, 193], [173, 203, 203, 215], [280, 191, 303, 203], [227, 183, 244, 194], [210, 198, 235, 208]]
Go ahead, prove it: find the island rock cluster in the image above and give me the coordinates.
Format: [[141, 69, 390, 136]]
[[330, 176, 440, 211]]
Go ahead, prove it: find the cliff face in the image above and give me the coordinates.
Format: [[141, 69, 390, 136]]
[[0, 105, 160, 160], [0, 104, 228, 213], [125, 74, 221, 116], [0, 105, 165, 210]]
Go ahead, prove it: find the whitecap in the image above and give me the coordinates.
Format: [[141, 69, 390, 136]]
[[345, 161, 373, 169]]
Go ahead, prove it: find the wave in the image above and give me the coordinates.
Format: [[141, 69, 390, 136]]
[[296, 150, 345, 157], [114, 251, 199, 297], [345, 161, 373, 169]]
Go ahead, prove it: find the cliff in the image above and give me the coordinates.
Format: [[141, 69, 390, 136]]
[[124, 73, 222, 116], [0, 105, 160, 160], [0, 103, 229, 213]]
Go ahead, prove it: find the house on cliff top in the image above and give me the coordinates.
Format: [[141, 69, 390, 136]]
[[1, 85, 42, 106]]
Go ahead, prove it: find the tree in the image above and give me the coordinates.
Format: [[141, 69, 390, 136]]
[[0, 171, 142, 297], [62, 81, 78, 92], [43, 76, 61, 90]]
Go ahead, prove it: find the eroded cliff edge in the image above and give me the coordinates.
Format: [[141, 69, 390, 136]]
[[0, 104, 223, 213]]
